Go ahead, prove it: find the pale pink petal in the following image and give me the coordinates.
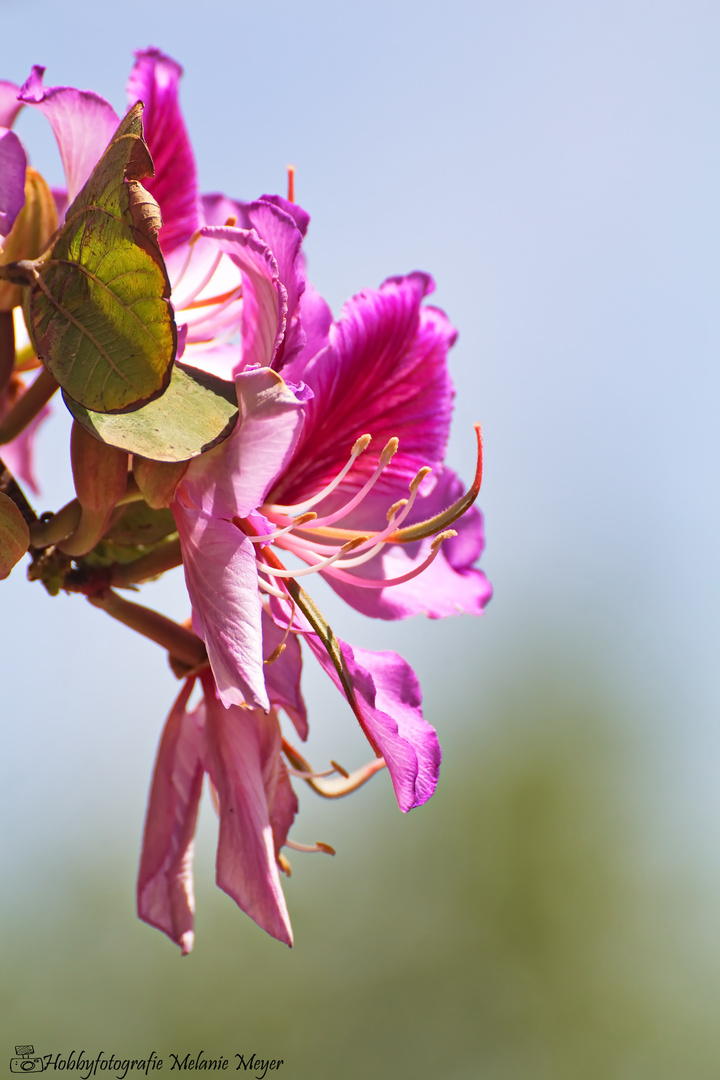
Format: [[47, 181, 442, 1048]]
[[203, 683, 294, 945], [0, 128, 26, 237], [19, 66, 119, 203], [0, 81, 22, 128], [182, 366, 309, 520], [307, 635, 441, 812], [173, 500, 269, 712], [137, 679, 204, 955], [126, 47, 199, 253], [200, 224, 283, 371]]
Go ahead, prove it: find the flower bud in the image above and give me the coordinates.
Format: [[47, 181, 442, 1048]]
[[0, 490, 29, 578], [59, 422, 129, 556], [71, 421, 128, 512], [0, 167, 58, 312]]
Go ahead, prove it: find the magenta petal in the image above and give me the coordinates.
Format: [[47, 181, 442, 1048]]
[[173, 501, 269, 712], [0, 129, 26, 237], [276, 273, 456, 504], [307, 635, 441, 812], [203, 686, 294, 945], [262, 609, 308, 740], [0, 81, 22, 128], [137, 679, 204, 955], [183, 367, 309, 520], [127, 48, 199, 253], [19, 65, 119, 203]]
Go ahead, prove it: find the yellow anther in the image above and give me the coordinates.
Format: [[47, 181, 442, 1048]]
[[379, 437, 399, 466], [430, 529, 458, 552], [410, 466, 432, 494], [264, 642, 287, 665], [352, 433, 372, 456], [387, 499, 408, 521]]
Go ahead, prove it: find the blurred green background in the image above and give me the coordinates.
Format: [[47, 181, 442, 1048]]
[[2, 0, 719, 1075]]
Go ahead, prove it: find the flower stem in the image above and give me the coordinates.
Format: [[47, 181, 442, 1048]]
[[87, 588, 207, 669], [0, 366, 58, 445]]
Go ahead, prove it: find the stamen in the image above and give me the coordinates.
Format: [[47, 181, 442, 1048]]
[[309, 438, 399, 528], [263, 597, 297, 662], [264, 642, 286, 665], [269, 434, 372, 515], [282, 739, 386, 798], [387, 499, 408, 521], [258, 576, 291, 599], [278, 853, 292, 876], [224, 215, 237, 227], [285, 839, 336, 856], [388, 423, 484, 544], [183, 283, 242, 329], [176, 247, 225, 310], [287, 165, 295, 203], [257, 536, 369, 578], [183, 285, 243, 311], [321, 529, 457, 589], [248, 512, 317, 544], [169, 228, 202, 292]]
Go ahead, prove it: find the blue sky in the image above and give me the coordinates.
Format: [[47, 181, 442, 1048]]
[[1, 0, 719, 976]]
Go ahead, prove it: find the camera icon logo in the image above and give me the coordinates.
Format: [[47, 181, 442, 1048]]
[[10, 1046, 45, 1073]]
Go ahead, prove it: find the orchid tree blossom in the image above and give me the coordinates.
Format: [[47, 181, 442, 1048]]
[[171, 233, 489, 817]]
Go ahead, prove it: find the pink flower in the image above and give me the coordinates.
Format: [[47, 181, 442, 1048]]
[[172, 253, 488, 817], [137, 669, 297, 953]]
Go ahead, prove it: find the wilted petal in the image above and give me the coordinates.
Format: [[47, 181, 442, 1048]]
[[19, 66, 119, 203], [203, 685, 294, 945], [173, 500, 268, 712], [262, 608, 308, 740], [307, 635, 441, 812], [183, 366, 309, 520], [137, 679, 205, 955], [275, 273, 456, 503], [0, 81, 22, 128], [127, 48, 199, 253], [0, 129, 26, 237]]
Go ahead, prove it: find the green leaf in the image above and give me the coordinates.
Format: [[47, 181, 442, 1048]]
[[29, 103, 177, 413], [63, 362, 238, 463]]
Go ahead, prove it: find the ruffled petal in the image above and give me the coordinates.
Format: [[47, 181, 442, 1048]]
[[173, 501, 268, 712], [126, 47, 199, 253], [0, 81, 22, 128], [182, 366, 309, 520], [202, 683, 294, 945], [306, 635, 440, 812], [19, 66, 119, 203], [0, 129, 27, 237], [273, 274, 456, 504], [137, 679, 205, 955], [262, 608, 308, 740]]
